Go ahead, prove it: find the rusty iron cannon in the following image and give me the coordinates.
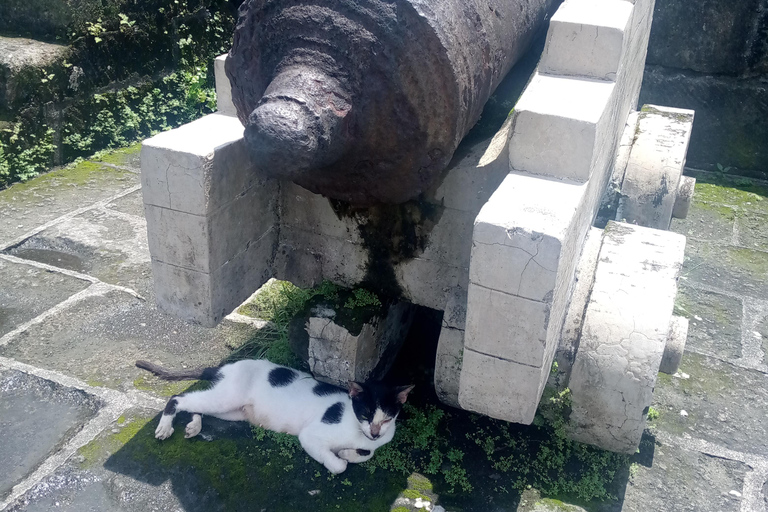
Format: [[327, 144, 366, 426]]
[[226, 0, 555, 205]]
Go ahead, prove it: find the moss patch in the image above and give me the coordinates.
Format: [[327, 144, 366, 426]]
[[92, 142, 142, 168], [132, 375, 193, 398]]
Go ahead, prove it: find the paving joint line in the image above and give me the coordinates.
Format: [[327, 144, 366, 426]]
[[0, 356, 164, 511], [655, 431, 768, 512], [0, 282, 143, 348], [0, 184, 142, 252]]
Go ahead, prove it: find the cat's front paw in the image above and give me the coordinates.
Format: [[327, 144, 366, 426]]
[[324, 457, 348, 475], [155, 421, 174, 440], [337, 449, 355, 462]]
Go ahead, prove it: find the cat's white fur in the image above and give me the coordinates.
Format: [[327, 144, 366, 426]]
[[153, 359, 410, 474]]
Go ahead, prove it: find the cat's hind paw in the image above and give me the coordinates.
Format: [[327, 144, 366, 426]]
[[185, 414, 202, 438], [155, 420, 174, 440]]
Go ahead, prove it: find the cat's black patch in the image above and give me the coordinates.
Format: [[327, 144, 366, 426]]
[[200, 367, 222, 383], [351, 382, 404, 422], [356, 449, 371, 456], [313, 382, 345, 397], [164, 396, 179, 415], [321, 402, 345, 424], [268, 367, 297, 387]]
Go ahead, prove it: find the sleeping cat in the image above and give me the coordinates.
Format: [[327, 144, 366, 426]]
[[135, 359, 414, 474]]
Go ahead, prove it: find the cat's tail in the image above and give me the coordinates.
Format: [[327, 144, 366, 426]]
[[135, 360, 221, 381]]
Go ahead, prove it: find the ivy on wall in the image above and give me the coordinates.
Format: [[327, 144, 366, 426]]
[[0, 0, 241, 187]]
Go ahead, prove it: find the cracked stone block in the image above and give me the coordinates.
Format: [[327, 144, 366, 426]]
[[141, 113, 278, 326], [673, 284, 743, 361], [653, 352, 768, 456], [621, 441, 748, 512], [569, 222, 686, 453], [682, 239, 768, 298], [0, 163, 139, 249], [0, 289, 257, 397], [306, 302, 415, 387], [6, 208, 152, 297], [0, 37, 68, 110], [0, 370, 100, 498], [539, 0, 634, 81], [616, 105, 695, 230], [0, 258, 90, 337]]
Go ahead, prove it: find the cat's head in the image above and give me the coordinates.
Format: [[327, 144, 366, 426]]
[[348, 381, 414, 440]]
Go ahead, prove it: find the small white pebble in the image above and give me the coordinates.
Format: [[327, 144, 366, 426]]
[[729, 490, 742, 498], [415, 498, 424, 508], [754, 331, 763, 339], [680, 410, 688, 417], [308, 490, 320, 496], [694, 315, 703, 321], [673, 371, 690, 379]]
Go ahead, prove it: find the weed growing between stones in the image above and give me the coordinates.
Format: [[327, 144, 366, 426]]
[[232, 280, 385, 367]]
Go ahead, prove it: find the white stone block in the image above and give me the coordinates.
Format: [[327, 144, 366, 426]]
[[150, 227, 276, 326], [215, 54, 237, 117], [395, 258, 462, 311], [458, 349, 545, 424], [509, 73, 615, 182], [617, 105, 695, 230], [141, 113, 250, 214], [281, 181, 362, 243], [540, 0, 634, 80], [569, 222, 686, 453], [141, 113, 277, 325]]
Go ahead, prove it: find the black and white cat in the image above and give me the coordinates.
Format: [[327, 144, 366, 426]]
[[135, 359, 414, 474]]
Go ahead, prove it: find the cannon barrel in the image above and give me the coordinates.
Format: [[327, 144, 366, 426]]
[[227, 0, 554, 205]]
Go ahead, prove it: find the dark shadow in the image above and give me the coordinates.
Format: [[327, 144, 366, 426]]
[[104, 409, 407, 511]]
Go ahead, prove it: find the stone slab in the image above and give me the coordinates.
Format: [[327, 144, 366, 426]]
[[736, 211, 768, 252], [670, 199, 736, 242], [0, 258, 90, 338], [616, 105, 695, 230], [569, 222, 686, 453], [0, 163, 139, 249], [6, 208, 152, 297], [105, 189, 144, 219], [683, 238, 768, 298], [0, 370, 100, 498], [0, 288, 257, 397], [674, 284, 743, 361], [653, 351, 768, 457], [619, 440, 748, 512], [540, 0, 634, 80]]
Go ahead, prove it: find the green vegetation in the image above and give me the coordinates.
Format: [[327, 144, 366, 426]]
[[0, 0, 235, 187], [647, 407, 660, 421]]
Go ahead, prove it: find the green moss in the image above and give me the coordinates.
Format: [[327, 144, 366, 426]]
[[401, 489, 430, 501], [407, 473, 434, 493], [727, 247, 768, 276], [92, 142, 142, 167], [132, 375, 192, 398], [391, 508, 409, 512], [692, 176, 768, 216]]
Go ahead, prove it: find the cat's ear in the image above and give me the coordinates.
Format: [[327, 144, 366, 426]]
[[395, 385, 415, 404], [348, 381, 365, 398]]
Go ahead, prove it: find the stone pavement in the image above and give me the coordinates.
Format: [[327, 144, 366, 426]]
[[0, 146, 767, 511]]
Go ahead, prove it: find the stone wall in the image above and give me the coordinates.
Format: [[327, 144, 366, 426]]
[[640, 0, 768, 177]]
